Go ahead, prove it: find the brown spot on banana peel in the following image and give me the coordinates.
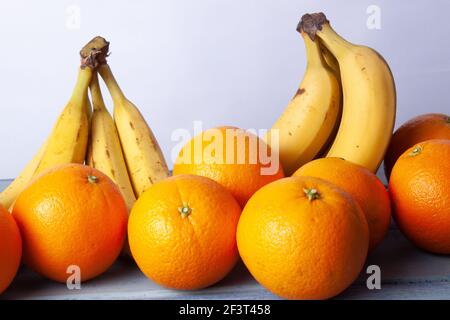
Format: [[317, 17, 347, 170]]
[[129, 122, 135, 130], [296, 88, 306, 97], [292, 88, 306, 100], [105, 149, 111, 158]]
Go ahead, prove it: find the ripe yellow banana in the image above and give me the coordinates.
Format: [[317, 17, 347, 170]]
[[34, 66, 91, 174], [300, 13, 396, 173], [98, 64, 169, 197], [87, 72, 136, 212], [266, 31, 341, 175], [0, 57, 96, 210]]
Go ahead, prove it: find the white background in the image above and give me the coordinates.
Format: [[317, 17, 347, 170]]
[[0, 0, 448, 178]]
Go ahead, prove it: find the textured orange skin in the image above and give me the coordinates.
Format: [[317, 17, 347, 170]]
[[237, 176, 369, 300], [384, 113, 450, 179], [294, 157, 391, 251], [0, 206, 22, 294], [173, 127, 284, 207], [128, 174, 241, 290], [389, 139, 450, 254], [12, 164, 128, 283]]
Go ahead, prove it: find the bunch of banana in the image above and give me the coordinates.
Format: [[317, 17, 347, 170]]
[[265, 29, 341, 175], [1, 36, 170, 212], [300, 12, 396, 173], [0, 53, 97, 210], [268, 12, 396, 174], [86, 72, 136, 212], [81, 36, 169, 198]]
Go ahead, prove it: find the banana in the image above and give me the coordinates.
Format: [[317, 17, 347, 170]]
[[87, 72, 136, 212], [34, 66, 92, 174], [265, 31, 341, 175], [80, 36, 169, 197], [299, 13, 396, 173], [0, 55, 97, 210], [98, 63, 169, 197]]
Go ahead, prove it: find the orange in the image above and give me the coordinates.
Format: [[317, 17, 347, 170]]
[[12, 164, 128, 283], [0, 205, 22, 294], [237, 176, 369, 300], [384, 113, 450, 179], [293, 157, 391, 251], [173, 126, 284, 207], [128, 174, 241, 290], [389, 139, 450, 254]]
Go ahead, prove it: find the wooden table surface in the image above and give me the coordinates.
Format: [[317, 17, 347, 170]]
[[1, 178, 449, 300]]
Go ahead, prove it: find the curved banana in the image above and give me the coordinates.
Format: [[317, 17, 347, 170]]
[[299, 13, 396, 173], [266, 31, 341, 175], [87, 72, 136, 212], [98, 64, 169, 196], [0, 59, 95, 209], [34, 66, 91, 174]]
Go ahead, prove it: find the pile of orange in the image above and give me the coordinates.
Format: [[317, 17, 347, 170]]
[[2, 114, 449, 301], [134, 127, 376, 299]]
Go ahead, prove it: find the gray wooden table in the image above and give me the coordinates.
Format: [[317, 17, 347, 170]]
[[1, 178, 449, 300]]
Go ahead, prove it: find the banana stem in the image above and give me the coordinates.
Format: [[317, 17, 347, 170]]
[[90, 72, 107, 112], [70, 67, 92, 106], [302, 32, 326, 68], [315, 24, 353, 59], [98, 64, 127, 103], [298, 12, 353, 60]]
